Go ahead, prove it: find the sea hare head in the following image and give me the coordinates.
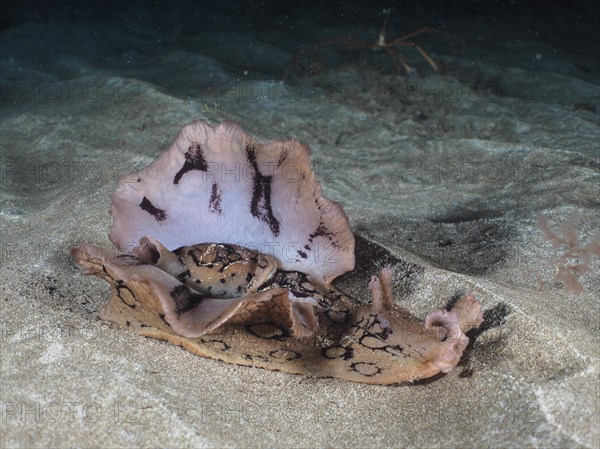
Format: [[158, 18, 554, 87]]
[[109, 119, 355, 284]]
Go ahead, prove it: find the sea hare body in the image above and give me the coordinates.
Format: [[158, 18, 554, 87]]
[[72, 119, 483, 384]]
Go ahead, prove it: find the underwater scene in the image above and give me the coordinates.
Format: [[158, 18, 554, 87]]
[[1, 1, 598, 447]]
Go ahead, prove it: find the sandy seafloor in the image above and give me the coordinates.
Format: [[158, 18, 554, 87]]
[[0, 3, 599, 448]]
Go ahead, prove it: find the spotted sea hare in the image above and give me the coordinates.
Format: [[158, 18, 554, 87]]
[[72, 119, 483, 384]]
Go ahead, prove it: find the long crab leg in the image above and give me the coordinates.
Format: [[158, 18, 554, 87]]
[[387, 27, 465, 49], [385, 46, 419, 75]]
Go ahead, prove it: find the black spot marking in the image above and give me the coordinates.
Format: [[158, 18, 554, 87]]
[[259, 269, 347, 318], [308, 221, 337, 246], [350, 362, 382, 377], [362, 315, 392, 340], [243, 353, 270, 363], [360, 336, 389, 350], [189, 250, 203, 267], [246, 323, 289, 341], [246, 272, 253, 282], [350, 315, 412, 358], [170, 285, 207, 314], [246, 143, 280, 236], [140, 197, 166, 222], [115, 283, 136, 308], [209, 182, 222, 214], [289, 290, 311, 298], [158, 313, 169, 326], [309, 222, 329, 239], [176, 270, 190, 282], [147, 245, 160, 264], [277, 147, 289, 167], [322, 345, 354, 360], [297, 250, 307, 259], [174, 143, 208, 184], [270, 349, 301, 360], [202, 338, 231, 352]]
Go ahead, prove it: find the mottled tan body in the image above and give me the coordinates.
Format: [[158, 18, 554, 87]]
[[73, 243, 483, 384]]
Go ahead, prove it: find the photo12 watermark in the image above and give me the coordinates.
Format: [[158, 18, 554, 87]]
[[0, 159, 141, 188], [1, 321, 100, 344], [1, 401, 142, 424], [197, 401, 278, 425], [1, 80, 140, 106]]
